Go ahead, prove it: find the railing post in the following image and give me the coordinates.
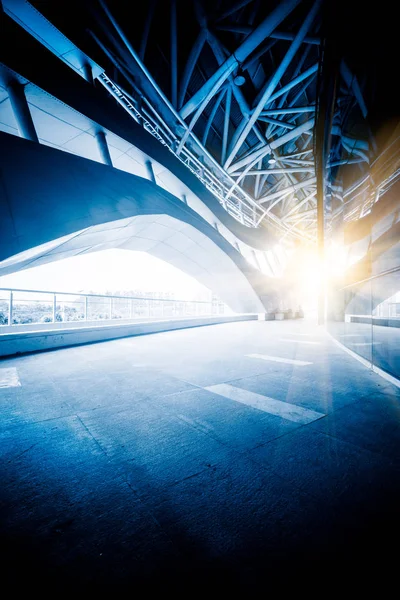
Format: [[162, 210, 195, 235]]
[[8, 291, 13, 326], [109, 297, 113, 320], [84, 296, 88, 321], [52, 294, 56, 323], [130, 299, 133, 319]]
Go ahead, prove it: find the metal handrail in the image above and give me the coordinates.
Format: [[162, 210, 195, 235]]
[[0, 287, 225, 328], [98, 73, 267, 229], [0, 287, 212, 303]]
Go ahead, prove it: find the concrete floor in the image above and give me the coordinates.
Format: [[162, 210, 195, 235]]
[[1, 320, 400, 590]]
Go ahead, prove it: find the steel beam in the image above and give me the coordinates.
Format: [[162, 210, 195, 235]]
[[242, 167, 314, 175], [202, 88, 225, 145], [254, 159, 262, 198], [221, 85, 232, 164], [216, 25, 320, 45], [225, 146, 272, 201], [258, 116, 296, 129], [207, 31, 265, 144], [227, 118, 315, 173], [269, 30, 320, 45], [266, 63, 318, 105], [329, 158, 362, 167], [178, 28, 207, 109], [215, 24, 253, 35], [259, 176, 316, 204], [223, 0, 321, 169], [286, 206, 317, 220], [261, 106, 315, 116], [331, 126, 369, 151], [184, 29, 266, 151], [262, 44, 316, 204], [139, 0, 157, 60], [179, 0, 301, 120], [280, 158, 315, 165], [170, 0, 178, 107], [241, 39, 277, 72], [214, 0, 256, 23], [283, 190, 317, 217], [264, 43, 313, 139], [340, 60, 368, 119]]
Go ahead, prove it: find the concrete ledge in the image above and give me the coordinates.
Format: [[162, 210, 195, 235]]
[[0, 314, 257, 358], [349, 316, 400, 328], [0, 316, 213, 333]]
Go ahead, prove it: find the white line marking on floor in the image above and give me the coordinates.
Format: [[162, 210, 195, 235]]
[[0, 368, 21, 388], [278, 339, 321, 345], [205, 384, 324, 424], [247, 353, 312, 366]]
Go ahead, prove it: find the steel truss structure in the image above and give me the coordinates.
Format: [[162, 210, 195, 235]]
[[83, 0, 374, 242], [10, 0, 393, 242]]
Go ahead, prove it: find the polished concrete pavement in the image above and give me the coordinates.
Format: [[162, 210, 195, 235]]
[[1, 320, 400, 590]]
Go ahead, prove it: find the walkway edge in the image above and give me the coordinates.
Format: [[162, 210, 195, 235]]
[[0, 314, 257, 359]]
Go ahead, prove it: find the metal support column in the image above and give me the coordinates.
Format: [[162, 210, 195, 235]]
[[315, 3, 339, 325], [96, 131, 113, 166], [145, 160, 156, 184], [7, 80, 38, 143], [52, 294, 57, 323], [316, 168, 325, 326], [82, 63, 94, 84]]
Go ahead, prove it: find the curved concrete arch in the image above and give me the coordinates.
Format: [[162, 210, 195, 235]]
[[0, 133, 283, 313]]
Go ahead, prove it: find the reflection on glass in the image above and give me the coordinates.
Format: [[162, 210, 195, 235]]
[[327, 273, 400, 380], [372, 276, 400, 379]]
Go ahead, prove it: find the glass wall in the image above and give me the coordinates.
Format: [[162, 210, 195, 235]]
[[327, 259, 400, 381], [326, 172, 400, 381]]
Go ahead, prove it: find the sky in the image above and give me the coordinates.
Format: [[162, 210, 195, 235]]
[[0, 249, 210, 300]]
